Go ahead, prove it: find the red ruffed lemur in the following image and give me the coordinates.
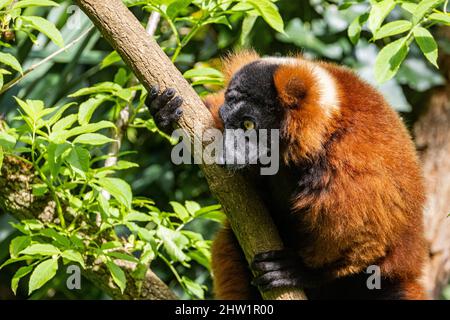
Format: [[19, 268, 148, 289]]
[[146, 50, 427, 300]]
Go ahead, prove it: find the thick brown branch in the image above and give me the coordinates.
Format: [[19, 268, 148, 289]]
[[75, 0, 306, 300]]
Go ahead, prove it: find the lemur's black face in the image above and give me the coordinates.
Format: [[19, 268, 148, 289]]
[[220, 61, 283, 131], [219, 61, 284, 172]]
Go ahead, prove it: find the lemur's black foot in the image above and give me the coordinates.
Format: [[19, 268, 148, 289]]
[[251, 250, 325, 291], [145, 85, 183, 134]]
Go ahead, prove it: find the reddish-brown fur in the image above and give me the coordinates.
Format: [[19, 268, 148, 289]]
[[211, 222, 260, 299], [204, 51, 427, 300]]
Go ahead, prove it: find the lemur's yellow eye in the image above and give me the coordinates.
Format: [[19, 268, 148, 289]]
[[243, 120, 255, 131]]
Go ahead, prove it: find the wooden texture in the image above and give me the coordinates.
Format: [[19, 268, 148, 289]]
[[415, 27, 450, 299]]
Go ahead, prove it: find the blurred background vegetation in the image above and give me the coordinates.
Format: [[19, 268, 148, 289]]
[[0, 0, 449, 300]]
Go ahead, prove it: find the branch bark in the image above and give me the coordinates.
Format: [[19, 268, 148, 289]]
[[415, 27, 450, 299], [104, 11, 161, 170], [75, 0, 306, 300]]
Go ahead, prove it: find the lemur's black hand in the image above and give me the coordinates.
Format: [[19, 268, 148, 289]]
[[145, 85, 183, 134], [251, 249, 326, 291]]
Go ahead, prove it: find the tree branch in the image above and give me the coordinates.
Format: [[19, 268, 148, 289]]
[[104, 11, 161, 170], [75, 0, 306, 300]]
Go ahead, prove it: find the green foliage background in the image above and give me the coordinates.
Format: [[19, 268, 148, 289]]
[[0, 0, 449, 300]]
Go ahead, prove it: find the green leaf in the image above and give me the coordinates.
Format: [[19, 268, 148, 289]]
[[124, 211, 153, 222], [32, 183, 48, 196], [20, 16, 64, 47], [97, 192, 111, 220], [195, 210, 225, 223], [15, 97, 36, 120], [106, 252, 139, 263], [97, 177, 132, 208], [9, 222, 30, 235], [116, 88, 134, 101], [0, 256, 34, 269], [240, 14, 257, 46], [339, 1, 360, 10], [67, 146, 90, 173], [13, 0, 58, 9], [194, 204, 221, 215], [182, 276, 205, 299], [413, 27, 439, 67], [106, 261, 126, 293], [73, 133, 115, 145], [22, 219, 44, 231], [46, 103, 76, 127], [40, 229, 71, 248], [231, 2, 255, 12], [114, 68, 129, 86], [69, 82, 122, 97], [205, 15, 232, 29], [368, 0, 395, 33], [27, 99, 45, 113], [47, 143, 70, 177], [112, 160, 139, 170], [11, 265, 33, 295], [9, 236, 31, 258], [100, 51, 122, 69], [0, 52, 22, 73], [428, 12, 450, 26], [78, 95, 109, 125], [157, 226, 188, 262], [20, 243, 60, 256], [183, 67, 223, 79], [61, 250, 85, 268], [133, 225, 155, 243], [0, 0, 13, 10], [28, 258, 58, 294], [52, 114, 78, 132], [63, 121, 115, 140], [399, 2, 418, 14], [375, 37, 409, 83], [185, 201, 201, 215], [187, 250, 210, 270], [246, 0, 284, 33], [167, 0, 192, 19], [0, 132, 16, 149], [348, 13, 368, 45], [373, 20, 412, 40], [100, 241, 122, 251], [170, 201, 189, 221], [191, 78, 224, 86], [133, 245, 154, 281], [70, 235, 85, 250], [412, 0, 444, 25]]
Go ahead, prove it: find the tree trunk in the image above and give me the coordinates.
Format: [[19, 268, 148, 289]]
[[415, 27, 450, 299]]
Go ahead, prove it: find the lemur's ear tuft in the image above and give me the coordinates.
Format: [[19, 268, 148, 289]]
[[274, 63, 318, 109], [222, 50, 260, 84]]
